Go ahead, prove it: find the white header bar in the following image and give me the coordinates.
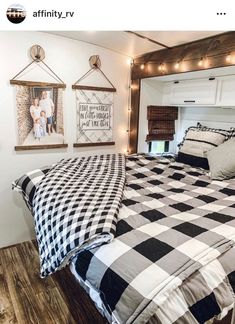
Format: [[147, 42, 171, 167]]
[[0, 0, 235, 30]]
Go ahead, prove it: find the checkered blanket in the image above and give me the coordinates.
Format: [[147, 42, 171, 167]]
[[72, 154, 235, 324], [32, 154, 126, 278]]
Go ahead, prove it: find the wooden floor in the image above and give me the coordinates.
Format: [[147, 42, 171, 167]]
[[0, 241, 107, 324]]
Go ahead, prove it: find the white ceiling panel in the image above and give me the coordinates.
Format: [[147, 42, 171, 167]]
[[46, 31, 164, 57], [135, 31, 222, 48]]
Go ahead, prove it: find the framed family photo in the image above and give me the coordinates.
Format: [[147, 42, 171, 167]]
[[11, 81, 67, 150]]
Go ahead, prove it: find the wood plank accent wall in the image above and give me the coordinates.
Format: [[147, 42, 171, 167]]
[[129, 31, 235, 153]]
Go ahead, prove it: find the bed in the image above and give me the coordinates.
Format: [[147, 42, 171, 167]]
[[13, 153, 235, 324]]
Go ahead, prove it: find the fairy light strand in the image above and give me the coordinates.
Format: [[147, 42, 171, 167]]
[[135, 50, 235, 72]]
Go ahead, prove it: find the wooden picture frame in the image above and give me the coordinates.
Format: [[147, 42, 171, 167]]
[[11, 80, 68, 151], [73, 85, 116, 148]]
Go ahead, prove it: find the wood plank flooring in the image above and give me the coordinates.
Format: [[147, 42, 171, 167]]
[[0, 241, 107, 324], [0, 241, 233, 324]]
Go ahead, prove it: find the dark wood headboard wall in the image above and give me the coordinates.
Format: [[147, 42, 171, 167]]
[[129, 31, 235, 154]]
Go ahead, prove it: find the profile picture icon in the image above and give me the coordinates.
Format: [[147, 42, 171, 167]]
[[6, 4, 26, 24]]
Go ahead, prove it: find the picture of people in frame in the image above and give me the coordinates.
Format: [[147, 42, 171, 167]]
[[16, 85, 64, 146]]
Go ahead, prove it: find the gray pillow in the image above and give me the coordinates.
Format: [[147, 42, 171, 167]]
[[207, 138, 235, 180]]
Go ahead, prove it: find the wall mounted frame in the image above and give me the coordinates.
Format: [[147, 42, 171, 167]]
[[72, 58, 116, 148]]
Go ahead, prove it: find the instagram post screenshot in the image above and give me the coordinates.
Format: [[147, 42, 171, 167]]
[[1, 0, 235, 323]]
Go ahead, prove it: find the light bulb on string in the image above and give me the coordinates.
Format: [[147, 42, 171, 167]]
[[158, 63, 165, 72], [174, 61, 180, 70], [140, 64, 145, 70], [203, 57, 209, 68], [198, 57, 204, 67], [127, 58, 133, 66], [226, 53, 232, 63]]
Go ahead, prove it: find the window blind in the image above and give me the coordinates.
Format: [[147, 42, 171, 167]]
[[146, 106, 178, 142]]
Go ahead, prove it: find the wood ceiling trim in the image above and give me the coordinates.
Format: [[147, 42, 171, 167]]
[[132, 31, 235, 79]]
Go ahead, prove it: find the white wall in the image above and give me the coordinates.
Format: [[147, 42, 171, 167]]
[[138, 79, 163, 153], [0, 31, 130, 248], [138, 79, 178, 153]]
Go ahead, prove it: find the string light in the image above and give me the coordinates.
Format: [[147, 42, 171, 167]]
[[198, 57, 204, 67], [135, 50, 235, 72], [203, 58, 209, 68], [226, 53, 232, 63], [174, 61, 180, 70], [127, 58, 133, 66], [126, 54, 133, 154], [126, 104, 131, 153], [158, 63, 165, 72]]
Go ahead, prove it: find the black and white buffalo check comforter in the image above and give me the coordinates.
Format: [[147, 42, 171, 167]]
[[71, 154, 235, 324], [32, 154, 126, 277]]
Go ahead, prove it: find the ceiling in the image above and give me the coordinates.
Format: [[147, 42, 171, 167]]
[[46, 31, 223, 58]]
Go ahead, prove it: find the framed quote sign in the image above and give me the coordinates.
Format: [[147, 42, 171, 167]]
[[72, 56, 117, 147], [73, 56, 116, 147], [74, 87, 115, 146]]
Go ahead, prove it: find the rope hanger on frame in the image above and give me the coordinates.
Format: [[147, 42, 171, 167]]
[[72, 55, 116, 92], [10, 44, 66, 88]]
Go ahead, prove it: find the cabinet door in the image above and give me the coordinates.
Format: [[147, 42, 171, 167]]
[[171, 79, 217, 105], [164, 79, 217, 105], [218, 79, 235, 106]]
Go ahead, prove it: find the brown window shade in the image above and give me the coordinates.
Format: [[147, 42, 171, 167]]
[[146, 106, 178, 142]]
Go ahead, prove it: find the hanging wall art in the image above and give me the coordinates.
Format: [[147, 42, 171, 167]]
[[10, 45, 67, 151], [73, 55, 116, 147]]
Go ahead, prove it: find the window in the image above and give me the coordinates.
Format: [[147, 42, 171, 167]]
[[148, 141, 169, 154]]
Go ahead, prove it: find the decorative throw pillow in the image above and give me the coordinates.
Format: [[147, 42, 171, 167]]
[[207, 138, 235, 180], [229, 127, 235, 138], [177, 122, 202, 150], [12, 165, 52, 210], [176, 125, 229, 169]]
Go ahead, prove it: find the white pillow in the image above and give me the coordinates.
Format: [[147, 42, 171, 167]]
[[207, 138, 235, 180]]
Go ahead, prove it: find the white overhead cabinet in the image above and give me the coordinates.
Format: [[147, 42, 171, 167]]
[[163, 78, 218, 106]]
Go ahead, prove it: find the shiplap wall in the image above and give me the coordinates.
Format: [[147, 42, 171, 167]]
[[138, 80, 162, 153]]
